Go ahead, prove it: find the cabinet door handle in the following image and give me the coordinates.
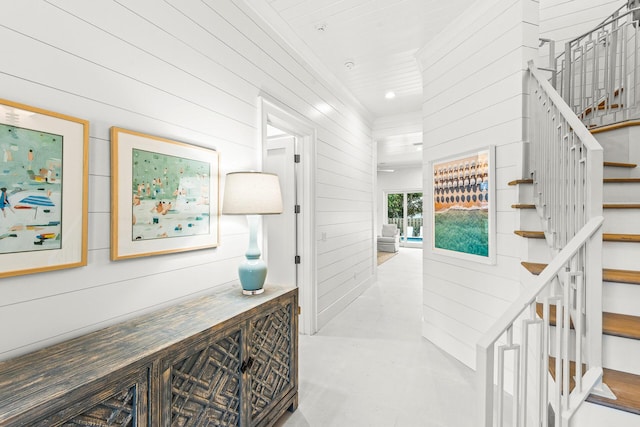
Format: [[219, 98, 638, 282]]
[[240, 357, 254, 374]]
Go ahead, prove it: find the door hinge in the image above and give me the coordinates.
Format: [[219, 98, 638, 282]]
[[294, 255, 301, 264], [294, 204, 301, 214], [294, 154, 301, 163], [298, 306, 302, 315]]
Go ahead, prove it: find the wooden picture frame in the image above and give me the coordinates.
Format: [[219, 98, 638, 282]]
[[110, 127, 219, 260], [429, 146, 496, 264], [0, 98, 89, 278]]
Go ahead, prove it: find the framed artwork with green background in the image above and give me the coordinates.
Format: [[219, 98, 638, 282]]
[[0, 98, 88, 278], [429, 146, 496, 264], [110, 127, 219, 260]]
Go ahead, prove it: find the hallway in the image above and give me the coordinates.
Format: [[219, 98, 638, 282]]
[[276, 248, 476, 426]]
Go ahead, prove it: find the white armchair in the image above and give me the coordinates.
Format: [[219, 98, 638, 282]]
[[377, 224, 400, 252]]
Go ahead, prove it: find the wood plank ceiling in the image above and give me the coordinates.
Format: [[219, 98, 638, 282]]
[[258, 0, 474, 118]]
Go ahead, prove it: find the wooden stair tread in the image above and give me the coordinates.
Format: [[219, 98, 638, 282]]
[[522, 262, 640, 285], [514, 231, 640, 242], [605, 233, 640, 243], [604, 178, 640, 183], [604, 312, 640, 340], [508, 178, 533, 186], [591, 120, 640, 134], [604, 204, 640, 209], [547, 357, 640, 415], [535, 303, 640, 340], [508, 178, 640, 185], [514, 230, 545, 238], [587, 368, 640, 415], [604, 161, 637, 168], [512, 204, 640, 209]]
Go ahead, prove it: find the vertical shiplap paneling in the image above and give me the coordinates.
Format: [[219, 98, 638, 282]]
[[0, 0, 373, 360], [416, 0, 539, 368]]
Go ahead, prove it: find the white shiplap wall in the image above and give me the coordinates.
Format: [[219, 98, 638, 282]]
[[0, 0, 374, 360], [416, 0, 539, 368], [540, 0, 622, 45], [537, 0, 622, 68]]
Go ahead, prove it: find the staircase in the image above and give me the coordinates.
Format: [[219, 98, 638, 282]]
[[477, 4, 640, 425], [511, 124, 640, 418]]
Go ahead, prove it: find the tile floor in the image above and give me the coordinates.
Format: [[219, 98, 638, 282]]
[[274, 247, 477, 427]]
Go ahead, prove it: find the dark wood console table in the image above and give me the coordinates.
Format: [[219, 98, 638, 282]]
[[0, 284, 298, 426]]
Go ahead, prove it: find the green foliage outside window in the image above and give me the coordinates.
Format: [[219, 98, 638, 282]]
[[387, 193, 404, 219]]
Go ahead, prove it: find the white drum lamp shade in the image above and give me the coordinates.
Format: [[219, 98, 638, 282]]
[[222, 172, 283, 215]]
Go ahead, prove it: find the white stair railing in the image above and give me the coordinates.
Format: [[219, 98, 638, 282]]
[[477, 61, 604, 427], [557, 5, 640, 127]]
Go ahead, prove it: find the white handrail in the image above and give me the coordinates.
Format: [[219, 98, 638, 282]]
[[529, 63, 602, 152], [477, 217, 603, 426], [477, 217, 603, 351]]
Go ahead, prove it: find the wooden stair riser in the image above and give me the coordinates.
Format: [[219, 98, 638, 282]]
[[544, 331, 640, 376], [520, 236, 552, 264], [522, 239, 640, 271], [604, 166, 638, 179], [592, 124, 640, 179], [509, 180, 640, 204], [536, 304, 640, 376], [522, 262, 640, 286], [601, 242, 640, 270], [604, 160, 637, 180], [601, 182, 640, 203], [603, 335, 640, 376], [516, 208, 640, 234], [602, 209, 640, 234], [604, 282, 640, 318]]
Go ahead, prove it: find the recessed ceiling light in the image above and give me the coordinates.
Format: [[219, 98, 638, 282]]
[[385, 91, 396, 99]]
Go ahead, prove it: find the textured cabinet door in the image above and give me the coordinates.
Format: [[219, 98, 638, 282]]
[[161, 326, 243, 427], [33, 366, 149, 427], [247, 300, 296, 427]]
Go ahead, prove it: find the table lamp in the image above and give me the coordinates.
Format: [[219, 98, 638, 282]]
[[222, 172, 283, 295]]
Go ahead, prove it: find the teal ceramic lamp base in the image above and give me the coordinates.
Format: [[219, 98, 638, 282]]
[[239, 215, 267, 295], [239, 258, 267, 295]]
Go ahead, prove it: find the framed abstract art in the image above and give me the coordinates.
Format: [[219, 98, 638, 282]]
[[430, 146, 496, 264], [110, 127, 219, 260], [0, 98, 88, 278]]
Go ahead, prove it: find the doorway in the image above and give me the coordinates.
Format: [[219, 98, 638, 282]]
[[386, 191, 423, 247], [259, 96, 317, 335]]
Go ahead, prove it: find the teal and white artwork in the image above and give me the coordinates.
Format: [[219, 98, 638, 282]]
[[111, 127, 219, 260], [0, 123, 63, 255], [131, 149, 211, 241]]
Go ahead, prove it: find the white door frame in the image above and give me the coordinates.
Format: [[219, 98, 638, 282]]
[[258, 95, 317, 335]]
